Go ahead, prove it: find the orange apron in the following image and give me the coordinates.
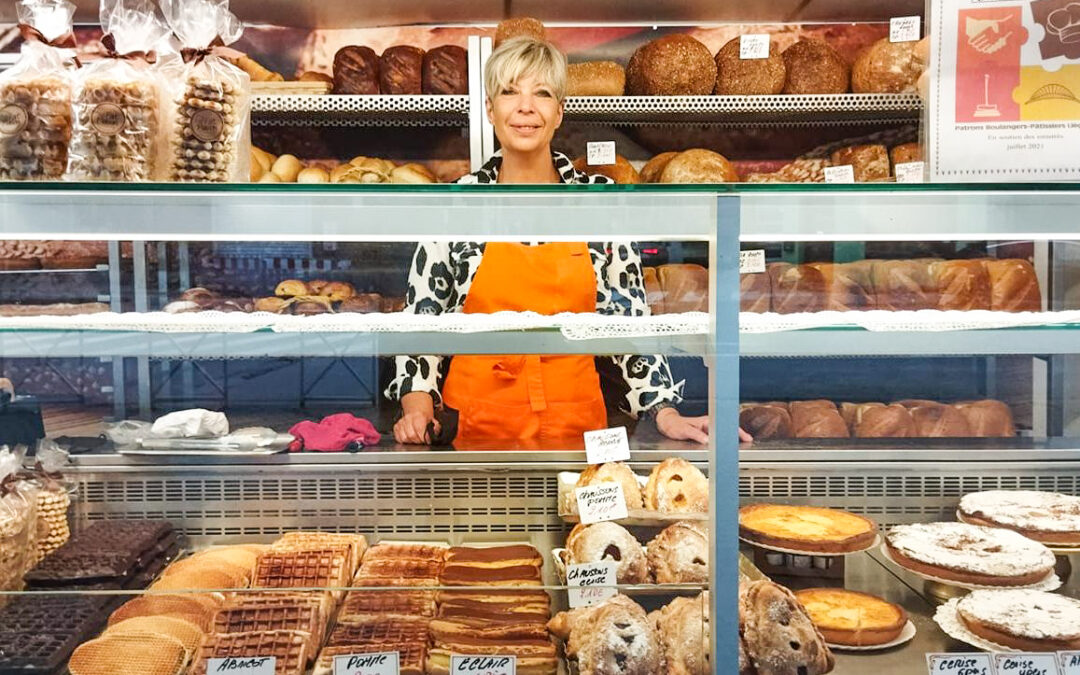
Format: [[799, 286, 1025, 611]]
[[442, 242, 608, 446]]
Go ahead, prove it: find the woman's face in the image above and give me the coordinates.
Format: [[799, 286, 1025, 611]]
[[486, 73, 563, 155]]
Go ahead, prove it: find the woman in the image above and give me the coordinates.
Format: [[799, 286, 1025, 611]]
[[387, 37, 716, 446]]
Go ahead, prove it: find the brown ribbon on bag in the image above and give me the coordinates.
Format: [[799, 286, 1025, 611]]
[[0, 472, 18, 497], [180, 36, 226, 65], [19, 23, 81, 68], [100, 34, 157, 63]]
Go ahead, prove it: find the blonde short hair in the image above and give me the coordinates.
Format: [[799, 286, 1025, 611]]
[[484, 37, 567, 102]]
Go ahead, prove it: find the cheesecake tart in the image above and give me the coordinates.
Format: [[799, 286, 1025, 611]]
[[885, 522, 1056, 587], [958, 490, 1080, 546], [738, 504, 878, 554], [956, 589, 1080, 651], [794, 588, 907, 647]]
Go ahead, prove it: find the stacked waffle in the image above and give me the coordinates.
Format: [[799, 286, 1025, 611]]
[[313, 542, 446, 675], [428, 545, 557, 675], [32, 486, 71, 564], [0, 595, 108, 674]]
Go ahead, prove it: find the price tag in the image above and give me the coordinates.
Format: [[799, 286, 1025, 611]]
[[739, 249, 766, 274], [586, 141, 616, 166], [206, 657, 277, 675], [890, 15, 921, 42], [925, 653, 994, 675], [334, 652, 399, 675], [996, 654, 1061, 675], [1058, 652, 1080, 674], [575, 482, 628, 524], [567, 560, 618, 608], [824, 165, 855, 184], [450, 655, 516, 675], [584, 427, 630, 465], [895, 161, 926, 183], [740, 34, 770, 59]]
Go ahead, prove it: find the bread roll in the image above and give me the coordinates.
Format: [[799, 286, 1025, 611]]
[[740, 272, 770, 313], [333, 46, 380, 95], [340, 294, 383, 313], [422, 45, 468, 95], [714, 36, 786, 95], [852, 38, 921, 94], [830, 145, 890, 182], [985, 259, 1041, 312], [640, 152, 678, 183], [955, 400, 1016, 438], [567, 61, 626, 96], [894, 399, 941, 409], [910, 404, 973, 437], [274, 279, 308, 298], [931, 259, 991, 311], [249, 155, 264, 182], [768, 262, 826, 314], [890, 143, 922, 168], [270, 154, 302, 182], [808, 261, 876, 311], [390, 163, 437, 184], [322, 282, 356, 302], [739, 405, 792, 440], [254, 297, 289, 313], [251, 147, 274, 173], [257, 172, 280, 183], [872, 260, 938, 311], [782, 39, 850, 94], [854, 404, 916, 438], [840, 402, 884, 434], [644, 267, 665, 315], [658, 264, 709, 313], [791, 401, 849, 438], [380, 45, 425, 95], [296, 167, 330, 184], [572, 154, 641, 184], [659, 149, 739, 183], [495, 17, 546, 47], [626, 34, 717, 96], [299, 71, 333, 84]]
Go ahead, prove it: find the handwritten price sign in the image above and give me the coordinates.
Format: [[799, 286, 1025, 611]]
[[450, 655, 516, 675], [575, 482, 628, 524], [1059, 652, 1080, 674], [208, 657, 276, 675], [995, 653, 1061, 675], [567, 560, 617, 608], [925, 653, 993, 675], [584, 427, 630, 464], [333, 652, 400, 675]]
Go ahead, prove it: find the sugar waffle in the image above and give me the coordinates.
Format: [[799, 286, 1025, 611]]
[[105, 615, 206, 653], [272, 532, 368, 571], [339, 588, 436, 619], [213, 602, 322, 654], [151, 566, 249, 592], [68, 632, 189, 675], [361, 543, 447, 563], [222, 590, 332, 625], [0, 593, 108, 626], [314, 643, 426, 675], [160, 557, 251, 585], [355, 557, 442, 583], [0, 631, 88, 674], [70, 520, 173, 556], [192, 629, 309, 675], [326, 617, 429, 647], [254, 548, 350, 592], [108, 594, 219, 631], [24, 550, 137, 584]]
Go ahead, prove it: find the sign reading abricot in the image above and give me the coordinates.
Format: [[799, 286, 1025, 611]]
[[333, 651, 400, 675], [566, 560, 618, 608], [925, 653, 993, 675], [995, 653, 1061, 675], [1059, 652, 1080, 675], [575, 482, 628, 524], [584, 426, 630, 465], [450, 655, 516, 675], [207, 657, 277, 675]]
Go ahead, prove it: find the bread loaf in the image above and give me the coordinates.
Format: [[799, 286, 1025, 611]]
[[791, 401, 849, 438], [852, 38, 921, 94], [714, 36, 786, 95], [740, 272, 771, 313], [890, 143, 922, 168], [659, 149, 739, 183], [932, 259, 991, 311], [380, 45, 425, 95], [333, 46, 380, 94], [840, 402, 884, 434], [422, 45, 468, 95], [640, 152, 678, 183], [830, 145, 890, 182], [808, 261, 876, 311], [768, 263, 826, 314], [985, 259, 1041, 312], [658, 264, 709, 313], [567, 61, 626, 96], [739, 405, 792, 440], [910, 404, 973, 437], [644, 267, 665, 315], [956, 400, 1016, 438], [572, 154, 641, 184], [626, 34, 717, 96], [854, 404, 916, 438], [872, 260, 938, 311], [495, 18, 546, 47], [782, 39, 850, 94]]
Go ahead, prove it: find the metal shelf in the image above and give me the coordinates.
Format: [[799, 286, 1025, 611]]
[[563, 94, 922, 126], [741, 326, 1080, 357], [251, 95, 470, 128], [0, 265, 108, 275]]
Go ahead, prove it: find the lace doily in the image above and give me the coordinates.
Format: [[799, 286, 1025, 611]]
[[740, 309, 1080, 333]]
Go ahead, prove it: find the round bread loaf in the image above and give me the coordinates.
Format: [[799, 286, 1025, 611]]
[[333, 45, 380, 95], [852, 38, 920, 93], [572, 154, 640, 184], [659, 149, 739, 183], [782, 39, 850, 94], [714, 36, 786, 95], [739, 405, 792, 440], [854, 404, 916, 438], [626, 34, 717, 96], [380, 45, 425, 95], [955, 399, 1016, 438], [640, 151, 678, 183], [567, 61, 626, 96], [495, 17, 546, 47], [422, 45, 468, 95]]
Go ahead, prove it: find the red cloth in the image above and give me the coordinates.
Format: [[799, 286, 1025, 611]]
[[288, 413, 381, 452]]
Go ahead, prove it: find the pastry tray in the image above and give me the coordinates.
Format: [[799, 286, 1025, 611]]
[[956, 511, 1080, 552], [557, 472, 707, 526], [550, 548, 705, 596], [933, 599, 1018, 653], [878, 543, 1062, 592], [739, 534, 882, 557], [825, 620, 917, 652]]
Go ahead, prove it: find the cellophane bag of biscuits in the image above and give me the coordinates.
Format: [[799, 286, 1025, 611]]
[[0, 0, 77, 181], [66, 0, 170, 181], [24, 440, 71, 564], [160, 0, 251, 183], [0, 447, 39, 602]]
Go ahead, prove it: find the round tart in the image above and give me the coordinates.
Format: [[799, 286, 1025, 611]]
[[957, 589, 1080, 651], [794, 588, 907, 647], [885, 522, 1056, 587], [739, 504, 878, 554], [959, 490, 1080, 546]]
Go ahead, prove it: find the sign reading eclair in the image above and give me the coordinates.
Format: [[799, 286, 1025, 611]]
[[450, 655, 516, 675], [575, 482, 629, 524], [333, 651, 399, 675], [207, 656, 276, 674]]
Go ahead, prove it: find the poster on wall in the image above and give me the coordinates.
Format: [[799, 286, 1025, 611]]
[[929, 0, 1080, 181]]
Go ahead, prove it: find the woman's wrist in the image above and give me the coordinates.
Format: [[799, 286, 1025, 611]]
[[401, 391, 436, 416], [644, 402, 677, 421]]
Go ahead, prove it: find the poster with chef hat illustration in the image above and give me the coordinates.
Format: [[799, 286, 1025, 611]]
[[930, 0, 1080, 180]]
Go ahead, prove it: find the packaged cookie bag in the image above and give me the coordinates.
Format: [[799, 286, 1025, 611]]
[[0, 0, 76, 181], [0, 447, 39, 603], [161, 0, 251, 183], [67, 0, 169, 181], [22, 440, 72, 564]]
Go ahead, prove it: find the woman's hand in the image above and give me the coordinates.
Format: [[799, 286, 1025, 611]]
[[394, 391, 439, 444], [654, 408, 754, 444]]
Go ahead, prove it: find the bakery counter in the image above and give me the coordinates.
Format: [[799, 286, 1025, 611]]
[[740, 437, 1080, 463]]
